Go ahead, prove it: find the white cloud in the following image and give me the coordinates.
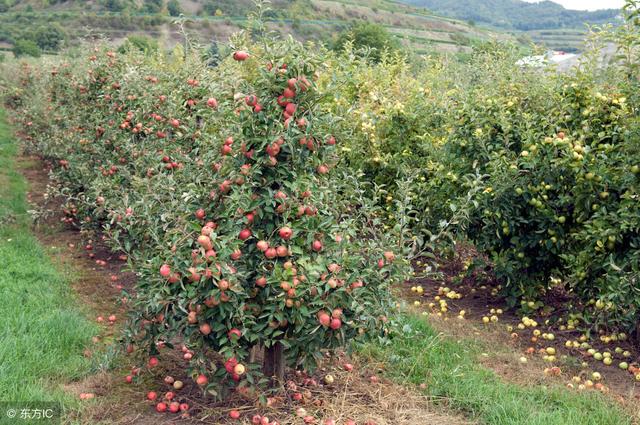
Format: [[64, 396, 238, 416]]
[[523, 0, 626, 11]]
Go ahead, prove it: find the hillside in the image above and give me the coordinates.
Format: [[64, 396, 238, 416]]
[[0, 0, 511, 56], [399, 0, 620, 31]]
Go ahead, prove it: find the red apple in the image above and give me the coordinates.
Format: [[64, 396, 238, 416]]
[[239, 229, 251, 240], [200, 323, 211, 335], [283, 87, 296, 98], [276, 245, 288, 257], [233, 51, 249, 61], [330, 318, 341, 330], [279, 226, 293, 240], [230, 249, 242, 260], [318, 312, 331, 327], [277, 95, 289, 107], [245, 95, 258, 106], [197, 235, 212, 250], [383, 251, 395, 262], [265, 247, 277, 259], [312, 240, 323, 252], [160, 264, 171, 277]]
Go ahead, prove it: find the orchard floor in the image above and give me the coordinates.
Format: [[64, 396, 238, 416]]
[[404, 249, 640, 403], [3, 113, 638, 424]]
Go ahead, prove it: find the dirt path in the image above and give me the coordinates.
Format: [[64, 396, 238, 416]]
[[19, 154, 475, 425]]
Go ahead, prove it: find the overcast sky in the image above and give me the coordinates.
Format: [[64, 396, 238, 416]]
[[523, 0, 626, 10]]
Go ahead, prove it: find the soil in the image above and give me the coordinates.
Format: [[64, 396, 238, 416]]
[[405, 246, 640, 413]]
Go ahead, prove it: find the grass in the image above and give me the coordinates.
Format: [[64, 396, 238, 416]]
[[359, 313, 633, 425], [0, 108, 97, 406]]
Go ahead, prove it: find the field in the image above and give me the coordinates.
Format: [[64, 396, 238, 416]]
[[523, 28, 588, 51], [1, 1, 640, 424]]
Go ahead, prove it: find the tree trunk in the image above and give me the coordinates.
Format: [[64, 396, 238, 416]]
[[262, 342, 285, 385], [249, 344, 262, 364]]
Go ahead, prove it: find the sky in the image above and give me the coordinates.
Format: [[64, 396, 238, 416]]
[[523, 0, 626, 10]]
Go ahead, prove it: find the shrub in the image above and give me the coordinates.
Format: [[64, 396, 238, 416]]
[[333, 22, 401, 63], [12, 39, 41, 58], [103, 0, 125, 12], [117, 35, 159, 54], [140, 0, 162, 14], [33, 24, 66, 51], [167, 0, 182, 16]]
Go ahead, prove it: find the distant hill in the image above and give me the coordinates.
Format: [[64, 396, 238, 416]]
[[399, 0, 620, 31], [0, 0, 513, 56]]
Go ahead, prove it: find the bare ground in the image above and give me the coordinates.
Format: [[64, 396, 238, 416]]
[[404, 247, 640, 417]]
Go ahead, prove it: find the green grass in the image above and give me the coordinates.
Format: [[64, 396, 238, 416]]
[[359, 314, 633, 425], [0, 109, 97, 406]]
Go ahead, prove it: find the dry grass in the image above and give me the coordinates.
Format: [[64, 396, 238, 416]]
[[69, 354, 474, 424]]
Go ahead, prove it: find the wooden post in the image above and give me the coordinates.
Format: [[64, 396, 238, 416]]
[[262, 341, 285, 385]]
